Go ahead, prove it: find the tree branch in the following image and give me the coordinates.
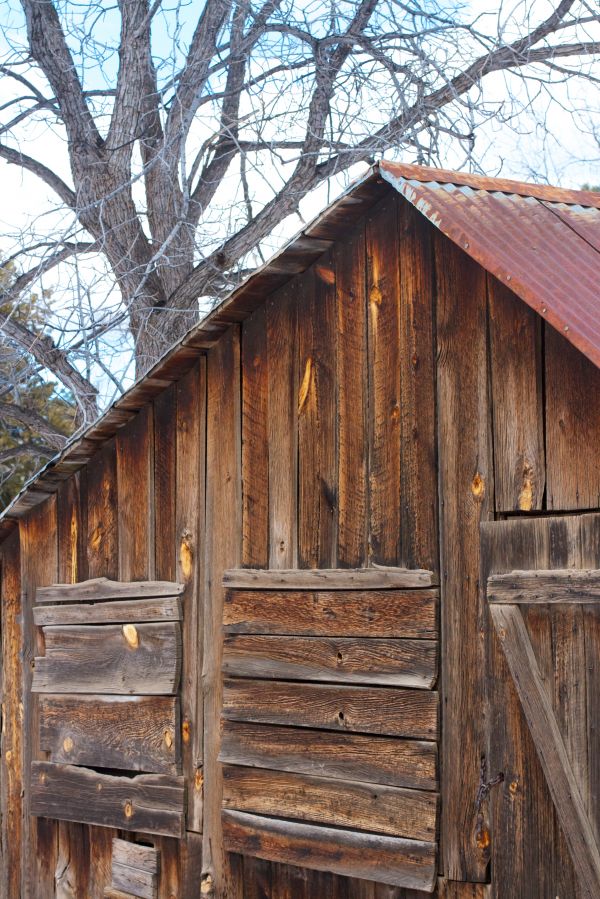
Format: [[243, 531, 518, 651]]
[[0, 143, 76, 207], [0, 402, 68, 450]]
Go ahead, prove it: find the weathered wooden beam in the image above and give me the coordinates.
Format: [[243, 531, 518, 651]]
[[33, 596, 182, 626], [223, 634, 438, 688], [112, 839, 159, 873], [32, 622, 181, 694], [488, 569, 600, 604], [222, 810, 437, 891], [219, 721, 438, 791], [31, 762, 185, 838], [223, 589, 438, 638], [490, 604, 600, 899], [223, 567, 434, 589], [39, 695, 180, 773], [222, 765, 438, 841], [222, 679, 438, 739], [35, 577, 184, 603]]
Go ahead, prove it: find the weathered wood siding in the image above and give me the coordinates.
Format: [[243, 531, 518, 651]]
[[2, 185, 600, 897]]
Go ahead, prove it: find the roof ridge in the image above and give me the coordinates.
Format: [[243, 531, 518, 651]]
[[379, 160, 600, 209]]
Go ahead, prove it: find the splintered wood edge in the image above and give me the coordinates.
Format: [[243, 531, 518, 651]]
[[222, 568, 435, 589], [488, 568, 600, 603], [36, 577, 186, 603]]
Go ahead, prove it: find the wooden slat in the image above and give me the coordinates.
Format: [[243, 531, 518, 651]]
[[490, 604, 600, 898], [222, 765, 438, 841], [488, 569, 600, 604], [545, 324, 600, 510], [36, 577, 184, 603], [222, 679, 439, 739], [117, 408, 154, 582], [224, 588, 438, 637], [267, 284, 298, 569], [242, 304, 269, 567], [176, 360, 206, 834], [297, 255, 337, 568], [33, 596, 182, 626], [112, 839, 159, 873], [30, 762, 185, 838], [86, 439, 118, 581], [335, 221, 368, 568], [435, 232, 492, 882], [223, 567, 434, 589], [111, 862, 157, 899], [398, 198, 438, 572], [488, 276, 545, 512], [202, 327, 243, 897], [222, 811, 437, 891], [220, 721, 437, 790], [32, 622, 181, 694], [223, 634, 438, 688], [39, 695, 180, 773], [366, 195, 401, 565]]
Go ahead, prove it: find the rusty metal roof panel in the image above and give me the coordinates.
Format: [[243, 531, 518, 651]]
[[380, 162, 600, 370]]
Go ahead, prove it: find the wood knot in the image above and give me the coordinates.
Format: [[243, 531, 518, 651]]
[[123, 800, 133, 819], [63, 737, 73, 754], [471, 473, 485, 500], [164, 729, 174, 750], [122, 624, 139, 648], [298, 358, 313, 415], [180, 533, 194, 580], [315, 264, 334, 285], [201, 874, 214, 895], [182, 719, 191, 744], [194, 768, 204, 792]]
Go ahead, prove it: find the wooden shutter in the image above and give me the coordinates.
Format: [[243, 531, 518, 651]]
[[483, 515, 600, 899], [29, 577, 186, 838], [219, 567, 440, 892]]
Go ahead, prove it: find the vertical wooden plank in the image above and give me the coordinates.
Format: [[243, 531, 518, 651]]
[[242, 305, 269, 568], [56, 473, 90, 899], [297, 255, 337, 568], [366, 196, 401, 565], [85, 438, 120, 899], [545, 324, 600, 510], [86, 439, 118, 580], [398, 198, 437, 573], [435, 233, 492, 881], [20, 498, 59, 898], [117, 406, 154, 581], [176, 362, 205, 834], [579, 515, 600, 851], [267, 284, 298, 569], [202, 327, 242, 898], [488, 275, 545, 512], [1, 528, 23, 899], [154, 385, 177, 584], [335, 222, 368, 568]]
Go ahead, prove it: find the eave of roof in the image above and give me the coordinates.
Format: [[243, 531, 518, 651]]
[[2, 160, 600, 527]]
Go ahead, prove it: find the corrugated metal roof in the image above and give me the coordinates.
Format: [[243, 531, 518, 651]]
[[2, 161, 600, 525], [380, 161, 600, 369]]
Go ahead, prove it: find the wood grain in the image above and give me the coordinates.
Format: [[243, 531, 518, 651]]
[[242, 304, 269, 568], [222, 765, 438, 841], [117, 407, 154, 582], [32, 621, 181, 694], [33, 596, 182, 626], [223, 634, 438, 688], [36, 577, 184, 603], [30, 762, 185, 838], [220, 721, 437, 790], [223, 567, 434, 589], [222, 811, 436, 891], [111, 861, 157, 899], [222, 679, 439, 739], [491, 603, 600, 898], [488, 568, 600, 604], [86, 439, 118, 581], [224, 588, 438, 637], [39, 694, 180, 773], [112, 839, 159, 873]]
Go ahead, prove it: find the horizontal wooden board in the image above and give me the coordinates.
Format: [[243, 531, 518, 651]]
[[224, 589, 438, 637], [222, 810, 437, 890], [223, 567, 435, 589], [223, 634, 438, 688], [223, 679, 439, 739], [222, 764, 438, 841], [30, 762, 185, 837], [36, 577, 185, 603], [33, 596, 182, 626], [111, 862, 157, 899], [39, 695, 180, 774], [488, 568, 600, 604], [219, 721, 438, 790], [32, 622, 181, 694], [112, 838, 159, 873]]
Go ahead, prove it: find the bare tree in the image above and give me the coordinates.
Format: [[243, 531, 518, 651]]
[[0, 0, 598, 474]]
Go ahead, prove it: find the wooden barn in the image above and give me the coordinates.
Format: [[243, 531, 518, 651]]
[[1, 161, 600, 899]]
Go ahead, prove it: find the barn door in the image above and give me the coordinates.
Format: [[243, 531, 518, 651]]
[[482, 515, 600, 899]]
